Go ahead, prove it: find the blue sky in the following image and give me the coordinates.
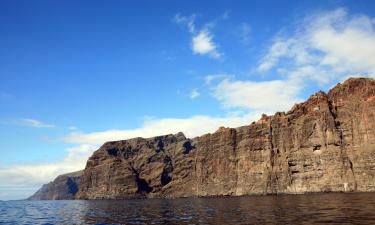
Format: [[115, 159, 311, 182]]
[[1, 0, 375, 200]]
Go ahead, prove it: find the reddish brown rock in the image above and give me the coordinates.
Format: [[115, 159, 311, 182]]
[[73, 77, 375, 199]]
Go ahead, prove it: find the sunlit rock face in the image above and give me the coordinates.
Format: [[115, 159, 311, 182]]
[[28, 171, 82, 200], [65, 78, 375, 199]]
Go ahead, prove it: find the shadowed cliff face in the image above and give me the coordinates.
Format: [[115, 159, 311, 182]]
[[28, 171, 82, 200], [71, 78, 375, 199]]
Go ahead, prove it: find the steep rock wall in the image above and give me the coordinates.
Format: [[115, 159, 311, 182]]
[[28, 171, 82, 200], [76, 78, 375, 199]]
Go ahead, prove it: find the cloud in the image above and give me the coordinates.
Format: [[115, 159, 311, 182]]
[[257, 39, 295, 73], [174, 14, 222, 59], [174, 13, 196, 33], [0, 144, 97, 200], [190, 88, 200, 99], [238, 23, 251, 44], [192, 29, 221, 59], [68, 126, 78, 131], [257, 8, 375, 83], [63, 113, 261, 145], [204, 74, 232, 84], [14, 118, 55, 128], [212, 77, 302, 112]]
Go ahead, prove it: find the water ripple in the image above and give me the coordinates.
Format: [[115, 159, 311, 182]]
[[1, 193, 375, 224]]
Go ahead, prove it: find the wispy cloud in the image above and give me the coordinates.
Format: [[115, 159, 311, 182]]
[[68, 126, 78, 131], [174, 13, 222, 59], [190, 88, 200, 99], [215, 8, 375, 116], [174, 14, 196, 33], [238, 23, 251, 44], [212, 77, 302, 112], [204, 74, 232, 85], [206, 8, 375, 121], [14, 118, 55, 128], [257, 8, 375, 83], [0, 144, 97, 200], [63, 113, 261, 145]]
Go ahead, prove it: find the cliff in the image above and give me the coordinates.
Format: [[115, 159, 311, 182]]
[[75, 78, 375, 199], [28, 171, 82, 200], [31, 77, 375, 200]]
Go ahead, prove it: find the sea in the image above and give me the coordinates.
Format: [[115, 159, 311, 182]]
[[1, 193, 375, 224]]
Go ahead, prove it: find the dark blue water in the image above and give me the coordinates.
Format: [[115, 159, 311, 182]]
[[1, 193, 375, 224]]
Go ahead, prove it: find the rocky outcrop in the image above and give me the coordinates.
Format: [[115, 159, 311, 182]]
[[28, 171, 82, 200], [71, 78, 375, 199]]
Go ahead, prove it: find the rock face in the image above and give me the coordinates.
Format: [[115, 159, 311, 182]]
[[73, 78, 375, 199], [28, 171, 82, 200]]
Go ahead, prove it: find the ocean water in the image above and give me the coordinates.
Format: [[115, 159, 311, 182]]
[[1, 193, 375, 224]]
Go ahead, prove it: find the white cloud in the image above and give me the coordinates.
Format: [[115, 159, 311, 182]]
[[0, 144, 97, 200], [212, 77, 302, 112], [190, 88, 200, 99], [257, 8, 375, 83], [15, 118, 55, 128], [63, 113, 261, 145], [174, 13, 196, 33], [257, 39, 295, 73], [174, 14, 222, 59], [204, 74, 232, 84], [68, 126, 78, 131], [192, 29, 221, 59]]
